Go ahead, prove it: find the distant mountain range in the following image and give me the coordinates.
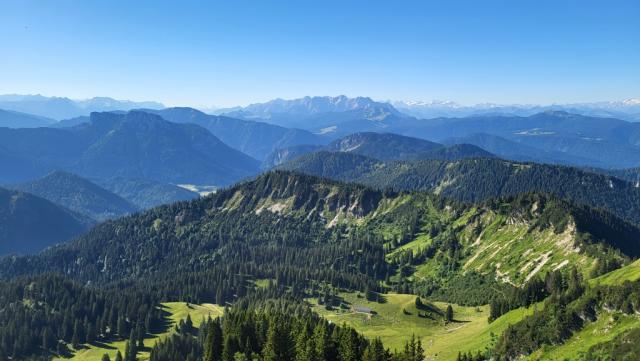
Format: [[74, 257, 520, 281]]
[[3, 94, 640, 180], [385, 111, 640, 168], [218, 95, 405, 137], [0, 110, 260, 186], [392, 98, 640, 121], [0, 94, 164, 120], [0, 186, 93, 255], [213, 97, 640, 168]]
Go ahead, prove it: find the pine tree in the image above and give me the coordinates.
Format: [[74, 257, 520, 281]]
[[203, 320, 223, 361], [42, 328, 51, 351], [446, 305, 454, 322], [262, 317, 291, 361], [115, 351, 123, 361], [125, 332, 138, 361], [313, 322, 331, 361], [222, 334, 238, 361], [294, 323, 311, 361], [118, 316, 128, 338], [338, 328, 359, 361], [102, 354, 112, 361]]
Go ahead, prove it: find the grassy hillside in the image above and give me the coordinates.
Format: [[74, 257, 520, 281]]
[[310, 292, 540, 360], [589, 259, 640, 286], [524, 313, 640, 361], [55, 302, 223, 361]]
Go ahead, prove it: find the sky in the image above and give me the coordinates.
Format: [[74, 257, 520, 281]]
[[0, 0, 639, 108]]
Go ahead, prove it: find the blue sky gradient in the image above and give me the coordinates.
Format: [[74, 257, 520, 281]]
[[1, 0, 638, 107]]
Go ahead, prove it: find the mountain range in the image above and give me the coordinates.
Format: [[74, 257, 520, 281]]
[[393, 98, 640, 121], [0, 110, 260, 185], [0, 94, 164, 120], [210, 96, 640, 168], [218, 95, 406, 137], [142, 107, 326, 160], [388, 111, 640, 168], [2, 93, 640, 360]]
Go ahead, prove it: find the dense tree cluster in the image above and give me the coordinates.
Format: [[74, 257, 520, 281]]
[[0, 275, 162, 359], [150, 300, 425, 361]]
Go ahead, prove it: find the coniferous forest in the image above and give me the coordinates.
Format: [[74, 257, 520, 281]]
[[0, 170, 639, 360]]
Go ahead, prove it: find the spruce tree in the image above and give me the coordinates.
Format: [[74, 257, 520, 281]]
[[203, 319, 223, 361]]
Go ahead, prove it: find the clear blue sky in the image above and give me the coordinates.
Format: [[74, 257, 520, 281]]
[[1, 0, 638, 107]]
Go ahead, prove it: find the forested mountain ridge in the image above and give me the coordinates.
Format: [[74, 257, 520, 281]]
[[1, 171, 640, 360], [8, 171, 137, 221], [1, 171, 636, 289], [264, 132, 495, 168], [0, 187, 93, 255], [281, 152, 640, 225]]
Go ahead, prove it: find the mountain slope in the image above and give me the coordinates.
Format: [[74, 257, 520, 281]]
[[443, 133, 598, 166], [144, 107, 326, 160], [0, 109, 55, 128], [95, 177, 199, 209], [0, 146, 48, 183], [73, 111, 260, 184], [325, 132, 442, 160], [0, 187, 93, 255], [281, 153, 640, 225], [261, 144, 323, 169], [10, 171, 137, 221], [0, 111, 261, 185]]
